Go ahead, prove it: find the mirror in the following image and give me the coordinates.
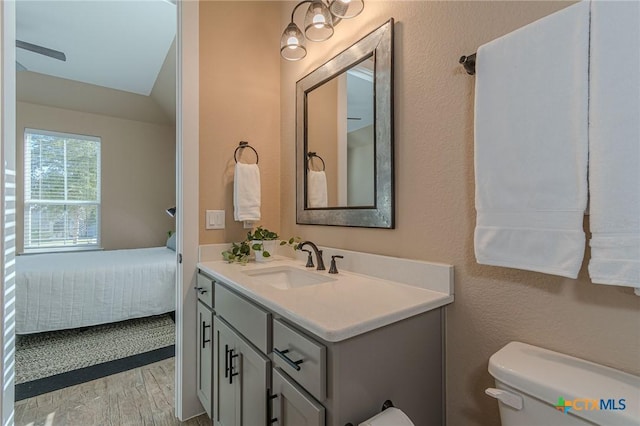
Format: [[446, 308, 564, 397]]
[[296, 19, 394, 228]]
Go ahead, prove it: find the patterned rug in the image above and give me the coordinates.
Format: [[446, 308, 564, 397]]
[[16, 314, 175, 384]]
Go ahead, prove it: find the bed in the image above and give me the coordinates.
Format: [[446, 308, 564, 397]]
[[16, 247, 176, 334]]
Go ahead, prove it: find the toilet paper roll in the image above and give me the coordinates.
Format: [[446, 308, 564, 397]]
[[358, 407, 415, 426]]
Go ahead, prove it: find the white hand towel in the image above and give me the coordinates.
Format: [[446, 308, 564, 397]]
[[307, 170, 328, 208], [233, 163, 261, 221], [588, 0, 640, 291], [474, 1, 589, 278]]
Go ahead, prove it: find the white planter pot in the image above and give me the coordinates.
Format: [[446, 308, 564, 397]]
[[252, 240, 277, 262]]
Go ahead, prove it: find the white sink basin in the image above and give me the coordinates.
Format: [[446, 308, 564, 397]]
[[243, 266, 336, 290]]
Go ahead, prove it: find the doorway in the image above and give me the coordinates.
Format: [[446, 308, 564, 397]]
[[1, 0, 201, 422]]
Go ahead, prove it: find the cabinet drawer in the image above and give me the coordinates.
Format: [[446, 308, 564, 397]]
[[214, 282, 271, 353], [273, 318, 326, 401], [196, 272, 214, 307]]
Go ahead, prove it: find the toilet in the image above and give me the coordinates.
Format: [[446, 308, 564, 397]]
[[486, 341, 640, 426]]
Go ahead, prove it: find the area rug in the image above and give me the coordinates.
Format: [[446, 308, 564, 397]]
[[15, 314, 175, 400]]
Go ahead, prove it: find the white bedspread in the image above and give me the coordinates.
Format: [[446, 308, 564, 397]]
[[16, 247, 176, 334]]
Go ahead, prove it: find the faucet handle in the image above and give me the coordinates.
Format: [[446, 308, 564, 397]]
[[302, 249, 314, 268], [328, 255, 344, 274]]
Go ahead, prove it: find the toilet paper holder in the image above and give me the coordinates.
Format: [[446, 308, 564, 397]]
[[344, 400, 394, 426]]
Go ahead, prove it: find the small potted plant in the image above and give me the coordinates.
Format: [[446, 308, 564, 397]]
[[248, 226, 279, 262], [221, 240, 251, 264], [221, 228, 301, 264]]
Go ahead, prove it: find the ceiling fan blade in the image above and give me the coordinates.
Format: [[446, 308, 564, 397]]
[[16, 40, 66, 62]]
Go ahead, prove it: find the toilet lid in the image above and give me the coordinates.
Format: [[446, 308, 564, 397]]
[[488, 342, 640, 426]]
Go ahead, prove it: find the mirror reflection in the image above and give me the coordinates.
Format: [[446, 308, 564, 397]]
[[306, 56, 375, 208], [296, 19, 393, 228]]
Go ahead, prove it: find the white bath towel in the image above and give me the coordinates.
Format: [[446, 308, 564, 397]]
[[233, 163, 261, 221], [474, 1, 590, 278], [307, 170, 328, 208], [588, 0, 640, 291]]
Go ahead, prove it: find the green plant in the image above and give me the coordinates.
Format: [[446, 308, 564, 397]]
[[279, 236, 302, 250], [247, 226, 279, 242], [221, 240, 251, 264], [247, 226, 280, 258], [221, 227, 301, 263]]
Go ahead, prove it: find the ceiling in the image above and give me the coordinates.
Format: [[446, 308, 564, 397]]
[[16, 0, 176, 96]]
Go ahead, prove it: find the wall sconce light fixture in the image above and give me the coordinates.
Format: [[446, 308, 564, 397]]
[[280, 0, 365, 61]]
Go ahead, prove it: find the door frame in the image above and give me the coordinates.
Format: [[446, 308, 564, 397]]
[[0, 0, 201, 421], [175, 0, 201, 420]]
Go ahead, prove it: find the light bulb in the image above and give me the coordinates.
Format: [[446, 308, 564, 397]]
[[304, 1, 334, 42], [287, 36, 300, 47]]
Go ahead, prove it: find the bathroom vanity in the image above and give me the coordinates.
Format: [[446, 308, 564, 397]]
[[196, 248, 453, 426]]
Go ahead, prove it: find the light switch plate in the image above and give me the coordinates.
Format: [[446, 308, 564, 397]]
[[206, 210, 225, 230]]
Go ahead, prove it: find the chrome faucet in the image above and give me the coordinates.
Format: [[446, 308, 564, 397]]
[[297, 241, 325, 271]]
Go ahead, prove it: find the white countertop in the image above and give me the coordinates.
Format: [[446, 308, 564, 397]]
[[197, 255, 453, 342]]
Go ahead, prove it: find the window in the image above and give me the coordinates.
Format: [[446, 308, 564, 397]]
[[23, 129, 101, 252]]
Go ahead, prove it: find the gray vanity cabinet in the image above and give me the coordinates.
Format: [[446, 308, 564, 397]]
[[201, 273, 445, 426], [196, 273, 215, 418], [213, 315, 270, 426], [272, 367, 325, 426]]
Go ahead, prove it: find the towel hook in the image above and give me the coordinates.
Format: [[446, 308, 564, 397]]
[[234, 141, 259, 164], [459, 53, 476, 75], [307, 152, 326, 171]]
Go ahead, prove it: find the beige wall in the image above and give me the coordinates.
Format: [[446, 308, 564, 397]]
[[279, 2, 640, 426], [18, 71, 172, 125], [17, 102, 176, 251], [199, 1, 281, 244]]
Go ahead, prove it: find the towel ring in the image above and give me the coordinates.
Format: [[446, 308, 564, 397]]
[[307, 152, 325, 171], [234, 141, 259, 164], [459, 53, 476, 75]]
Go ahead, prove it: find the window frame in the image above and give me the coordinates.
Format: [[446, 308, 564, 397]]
[[23, 128, 102, 253]]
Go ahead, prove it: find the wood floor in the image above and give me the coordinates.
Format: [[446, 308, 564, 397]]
[[15, 358, 212, 426]]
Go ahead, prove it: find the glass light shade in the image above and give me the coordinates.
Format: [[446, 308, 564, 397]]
[[329, 0, 364, 19], [304, 1, 334, 42], [280, 22, 307, 61]]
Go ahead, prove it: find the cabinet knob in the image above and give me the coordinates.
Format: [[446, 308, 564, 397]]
[[194, 286, 207, 294]]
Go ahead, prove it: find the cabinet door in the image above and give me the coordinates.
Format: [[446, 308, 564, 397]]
[[272, 368, 325, 426], [197, 301, 213, 418], [237, 336, 270, 426], [214, 317, 241, 426]]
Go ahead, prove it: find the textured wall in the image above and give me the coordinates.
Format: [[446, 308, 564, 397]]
[[16, 102, 176, 251], [199, 1, 281, 244], [279, 2, 640, 425]]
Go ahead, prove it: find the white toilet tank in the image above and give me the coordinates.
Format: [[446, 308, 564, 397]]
[[486, 342, 640, 426]]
